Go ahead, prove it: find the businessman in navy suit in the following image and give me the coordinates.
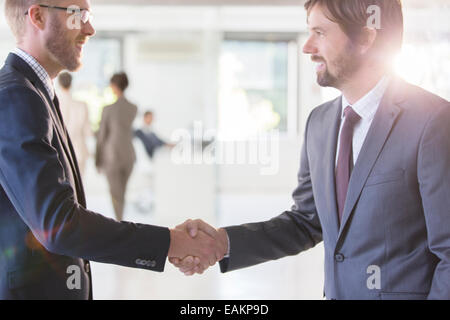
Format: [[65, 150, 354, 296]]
[[171, 0, 450, 299], [0, 0, 225, 299]]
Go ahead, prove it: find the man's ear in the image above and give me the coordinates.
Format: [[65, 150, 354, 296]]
[[27, 5, 47, 31], [358, 27, 378, 55]]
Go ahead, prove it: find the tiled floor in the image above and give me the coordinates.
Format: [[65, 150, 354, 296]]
[[83, 158, 324, 300]]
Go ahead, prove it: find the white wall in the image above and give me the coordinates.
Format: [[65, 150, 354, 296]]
[[92, 6, 315, 196], [0, 32, 15, 68], [1, 4, 448, 196]]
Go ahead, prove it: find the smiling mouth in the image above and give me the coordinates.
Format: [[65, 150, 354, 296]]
[[75, 41, 86, 52], [311, 56, 326, 72], [314, 61, 326, 72], [77, 38, 88, 46]]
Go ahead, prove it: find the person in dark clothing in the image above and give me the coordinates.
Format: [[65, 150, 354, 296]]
[[135, 111, 173, 159]]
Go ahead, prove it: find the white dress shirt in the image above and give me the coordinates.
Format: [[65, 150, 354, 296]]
[[12, 48, 55, 100], [335, 76, 390, 167]]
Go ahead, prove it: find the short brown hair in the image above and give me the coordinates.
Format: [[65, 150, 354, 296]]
[[110, 72, 129, 92], [4, 0, 52, 40], [58, 72, 73, 90], [304, 0, 403, 53]]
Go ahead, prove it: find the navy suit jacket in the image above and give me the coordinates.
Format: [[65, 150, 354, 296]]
[[0, 53, 170, 299], [219, 76, 450, 300]]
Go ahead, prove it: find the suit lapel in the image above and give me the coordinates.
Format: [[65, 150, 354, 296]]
[[319, 97, 342, 242], [53, 96, 87, 207], [337, 77, 405, 239], [36, 86, 69, 145], [44, 94, 85, 205], [5, 54, 67, 139]]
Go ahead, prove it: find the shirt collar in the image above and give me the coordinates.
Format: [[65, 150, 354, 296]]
[[341, 75, 390, 121], [12, 48, 55, 100]]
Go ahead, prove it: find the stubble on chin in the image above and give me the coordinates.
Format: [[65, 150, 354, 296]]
[[316, 46, 361, 89], [45, 16, 82, 72], [317, 68, 337, 88]]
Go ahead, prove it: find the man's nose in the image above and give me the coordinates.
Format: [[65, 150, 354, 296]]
[[82, 21, 96, 37], [302, 36, 317, 55]]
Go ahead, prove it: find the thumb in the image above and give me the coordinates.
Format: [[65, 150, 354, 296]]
[[195, 220, 218, 239], [169, 257, 181, 265], [186, 220, 198, 238]]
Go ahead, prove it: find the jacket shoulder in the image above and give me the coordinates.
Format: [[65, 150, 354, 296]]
[[107, 99, 138, 117], [400, 80, 449, 111], [0, 64, 35, 94], [308, 95, 341, 124]]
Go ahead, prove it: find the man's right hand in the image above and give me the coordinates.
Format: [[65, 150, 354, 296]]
[[168, 219, 229, 275]]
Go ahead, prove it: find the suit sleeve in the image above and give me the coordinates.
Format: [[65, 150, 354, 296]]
[[135, 129, 153, 157], [220, 112, 323, 273], [135, 130, 166, 159], [417, 100, 450, 299], [152, 132, 167, 148], [0, 86, 170, 272]]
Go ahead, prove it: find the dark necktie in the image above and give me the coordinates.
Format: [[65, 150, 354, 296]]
[[53, 95, 69, 138], [52, 95, 63, 126], [336, 106, 361, 223]]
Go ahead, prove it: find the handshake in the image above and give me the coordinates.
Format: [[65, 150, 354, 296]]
[[167, 219, 228, 275]]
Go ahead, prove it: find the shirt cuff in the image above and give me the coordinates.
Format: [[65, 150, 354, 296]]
[[223, 230, 231, 258]]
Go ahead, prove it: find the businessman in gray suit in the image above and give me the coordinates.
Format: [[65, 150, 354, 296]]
[[171, 0, 450, 300], [96, 72, 137, 221]]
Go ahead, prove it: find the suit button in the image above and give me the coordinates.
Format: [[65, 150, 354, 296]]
[[84, 263, 90, 273], [335, 253, 345, 262]]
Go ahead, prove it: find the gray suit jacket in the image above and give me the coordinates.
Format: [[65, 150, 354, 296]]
[[220, 77, 450, 300], [96, 97, 137, 170]]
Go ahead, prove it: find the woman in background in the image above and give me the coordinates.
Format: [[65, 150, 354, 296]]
[[96, 72, 137, 221], [58, 72, 91, 177]]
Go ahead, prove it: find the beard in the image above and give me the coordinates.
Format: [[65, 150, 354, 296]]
[[44, 14, 83, 72], [314, 42, 362, 89]]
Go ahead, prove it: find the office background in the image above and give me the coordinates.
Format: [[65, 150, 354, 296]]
[[0, 0, 448, 299]]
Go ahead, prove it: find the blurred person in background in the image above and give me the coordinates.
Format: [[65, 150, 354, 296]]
[[58, 72, 91, 177], [133, 110, 174, 214], [135, 110, 174, 160], [96, 72, 137, 221]]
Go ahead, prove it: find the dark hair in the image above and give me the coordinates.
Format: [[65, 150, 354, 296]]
[[144, 111, 154, 117], [58, 72, 72, 89], [110, 72, 129, 92], [304, 0, 403, 53]]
